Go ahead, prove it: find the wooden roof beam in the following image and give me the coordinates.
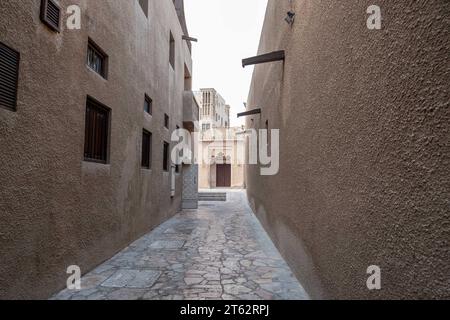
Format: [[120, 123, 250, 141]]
[[242, 50, 285, 68], [182, 35, 198, 42], [237, 108, 262, 118]]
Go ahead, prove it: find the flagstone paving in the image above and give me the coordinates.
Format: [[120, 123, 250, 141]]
[[52, 190, 309, 300]]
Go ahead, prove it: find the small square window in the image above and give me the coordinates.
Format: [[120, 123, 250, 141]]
[[144, 95, 152, 115], [87, 39, 108, 79], [164, 114, 169, 129]]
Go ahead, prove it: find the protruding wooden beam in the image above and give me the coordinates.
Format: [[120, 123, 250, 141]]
[[237, 108, 262, 118], [182, 35, 198, 42], [242, 50, 285, 68]]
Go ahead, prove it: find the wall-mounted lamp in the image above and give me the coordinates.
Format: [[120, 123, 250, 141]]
[[285, 11, 295, 25]]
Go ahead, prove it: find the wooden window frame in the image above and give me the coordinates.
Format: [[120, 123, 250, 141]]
[[141, 129, 152, 169], [163, 141, 170, 172], [144, 94, 152, 115], [84, 96, 111, 164], [87, 38, 108, 79]]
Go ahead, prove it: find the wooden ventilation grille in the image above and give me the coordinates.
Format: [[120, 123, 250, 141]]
[[0, 42, 20, 111], [40, 0, 61, 32]]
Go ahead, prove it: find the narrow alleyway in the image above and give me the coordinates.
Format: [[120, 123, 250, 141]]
[[53, 190, 308, 300]]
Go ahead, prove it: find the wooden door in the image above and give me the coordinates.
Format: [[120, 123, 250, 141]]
[[216, 164, 231, 187]]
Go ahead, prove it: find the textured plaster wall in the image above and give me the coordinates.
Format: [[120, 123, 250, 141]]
[[0, 0, 192, 299], [246, 0, 449, 299]]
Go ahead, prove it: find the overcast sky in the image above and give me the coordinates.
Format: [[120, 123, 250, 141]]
[[184, 0, 268, 126]]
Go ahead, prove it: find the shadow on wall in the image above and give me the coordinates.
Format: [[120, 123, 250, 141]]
[[246, 191, 325, 299]]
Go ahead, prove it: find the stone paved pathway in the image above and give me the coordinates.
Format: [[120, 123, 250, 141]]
[[52, 190, 309, 300]]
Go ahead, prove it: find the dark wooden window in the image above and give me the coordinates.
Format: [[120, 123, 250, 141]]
[[84, 97, 110, 163], [169, 31, 175, 69], [175, 125, 180, 173], [141, 130, 152, 169], [163, 141, 170, 172], [0, 42, 20, 111], [164, 114, 169, 129], [40, 0, 61, 32], [87, 39, 108, 78], [138, 0, 149, 17], [144, 94, 152, 115]]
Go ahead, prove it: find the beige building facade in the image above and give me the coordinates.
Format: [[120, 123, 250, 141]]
[[0, 0, 197, 299], [198, 127, 245, 189], [195, 88, 231, 130], [246, 0, 449, 299], [195, 89, 244, 189]]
